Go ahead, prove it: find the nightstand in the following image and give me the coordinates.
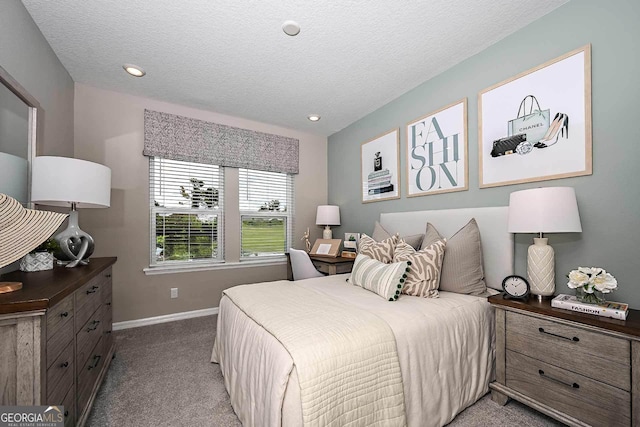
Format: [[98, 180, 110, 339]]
[[488, 293, 640, 427]]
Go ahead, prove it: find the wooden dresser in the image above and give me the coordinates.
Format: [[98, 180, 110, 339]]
[[489, 293, 640, 427], [0, 257, 116, 427]]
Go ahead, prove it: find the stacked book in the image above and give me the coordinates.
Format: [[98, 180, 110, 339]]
[[551, 294, 629, 320]]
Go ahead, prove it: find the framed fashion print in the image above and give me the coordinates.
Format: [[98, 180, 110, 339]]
[[478, 44, 592, 188], [406, 99, 468, 197], [361, 129, 400, 203]]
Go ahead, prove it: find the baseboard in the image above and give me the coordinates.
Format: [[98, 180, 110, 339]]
[[113, 307, 219, 331]]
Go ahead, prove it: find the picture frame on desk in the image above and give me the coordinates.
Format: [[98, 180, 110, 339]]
[[310, 239, 342, 257]]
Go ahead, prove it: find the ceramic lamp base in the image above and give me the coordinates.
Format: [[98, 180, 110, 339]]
[[527, 237, 555, 298], [322, 226, 333, 240]]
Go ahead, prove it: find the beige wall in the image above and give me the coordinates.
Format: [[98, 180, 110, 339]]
[[74, 84, 328, 322], [0, 1, 74, 157]]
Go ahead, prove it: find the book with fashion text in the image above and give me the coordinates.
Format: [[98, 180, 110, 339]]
[[551, 294, 629, 320]]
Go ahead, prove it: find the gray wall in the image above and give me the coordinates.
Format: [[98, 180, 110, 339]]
[[0, 0, 74, 157], [328, 0, 640, 308]]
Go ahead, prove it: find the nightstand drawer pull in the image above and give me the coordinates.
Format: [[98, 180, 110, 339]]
[[538, 327, 579, 342], [60, 311, 69, 318], [86, 285, 99, 294], [538, 369, 579, 389]]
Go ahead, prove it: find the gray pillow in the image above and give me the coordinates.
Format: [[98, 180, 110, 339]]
[[421, 219, 486, 295], [372, 221, 424, 250]]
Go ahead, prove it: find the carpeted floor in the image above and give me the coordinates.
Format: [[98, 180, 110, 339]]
[[87, 315, 563, 426]]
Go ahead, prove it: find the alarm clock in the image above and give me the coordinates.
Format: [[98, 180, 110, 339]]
[[502, 275, 530, 300]]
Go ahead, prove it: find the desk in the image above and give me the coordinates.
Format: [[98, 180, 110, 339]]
[[286, 254, 355, 280]]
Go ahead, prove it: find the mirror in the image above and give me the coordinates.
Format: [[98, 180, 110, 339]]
[[0, 65, 41, 207]]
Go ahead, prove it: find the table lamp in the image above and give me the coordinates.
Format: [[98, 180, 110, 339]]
[[316, 205, 340, 239], [31, 156, 111, 268], [0, 193, 67, 293], [508, 187, 582, 301]]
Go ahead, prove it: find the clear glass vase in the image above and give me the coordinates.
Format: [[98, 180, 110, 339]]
[[576, 287, 605, 305]]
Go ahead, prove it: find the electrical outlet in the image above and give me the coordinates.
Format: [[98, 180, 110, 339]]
[[170, 288, 178, 299]]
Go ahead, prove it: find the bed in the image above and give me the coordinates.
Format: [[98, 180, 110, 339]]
[[212, 207, 513, 427]]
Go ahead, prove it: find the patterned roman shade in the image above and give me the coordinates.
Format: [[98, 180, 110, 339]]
[[143, 109, 299, 174]]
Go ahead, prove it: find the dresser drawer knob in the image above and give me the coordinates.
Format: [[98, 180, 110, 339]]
[[106, 302, 112, 306], [538, 327, 579, 342], [538, 369, 579, 389], [64, 410, 69, 417], [60, 361, 69, 368], [87, 320, 101, 332], [88, 354, 102, 370], [60, 311, 69, 318], [86, 285, 99, 294], [105, 274, 112, 278], [105, 330, 112, 334]]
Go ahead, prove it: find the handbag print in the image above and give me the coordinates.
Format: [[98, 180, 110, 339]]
[[508, 95, 550, 144]]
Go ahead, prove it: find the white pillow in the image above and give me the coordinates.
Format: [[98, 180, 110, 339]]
[[349, 254, 409, 301]]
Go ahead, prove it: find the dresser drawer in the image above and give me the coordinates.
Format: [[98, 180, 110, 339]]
[[506, 311, 630, 390], [506, 350, 630, 427], [47, 294, 73, 340], [103, 300, 113, 352], [77, 336, 106, 417], [101, 269, 112, 305], [74, 274, 106, 331], [46, 316, 74, 369], [76, 306, 104, 370], [46, 341, 74, 406], [61, 384, 75, 427]]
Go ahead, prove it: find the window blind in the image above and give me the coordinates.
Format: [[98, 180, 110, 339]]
[[150, 157, 224, 265], [239, 168, 294, 258]]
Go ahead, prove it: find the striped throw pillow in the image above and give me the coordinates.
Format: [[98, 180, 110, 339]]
[[349, 254, 409, 301], [359, 233, 398, 263], [393, 239, 446, 298], [421, 219, 486, 295]]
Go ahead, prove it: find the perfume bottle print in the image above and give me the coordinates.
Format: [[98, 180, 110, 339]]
[[374, 152, 382, 171]]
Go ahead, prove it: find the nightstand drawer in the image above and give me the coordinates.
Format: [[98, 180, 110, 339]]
[[506, 311, 630, 390], [506, 350, 630, 427]]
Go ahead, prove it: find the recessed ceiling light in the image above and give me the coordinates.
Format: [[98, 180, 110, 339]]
[[282, 20, 300, 36], [307, 114, 321, 122], [123, 64, 146, 77]]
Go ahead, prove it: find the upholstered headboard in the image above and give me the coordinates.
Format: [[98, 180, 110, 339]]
[[379, 207, 513, 290]]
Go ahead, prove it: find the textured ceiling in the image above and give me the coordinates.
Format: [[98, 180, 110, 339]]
[[22, 0, 567, 136]]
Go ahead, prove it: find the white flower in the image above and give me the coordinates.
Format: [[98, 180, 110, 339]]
[[567, 266, 618, 294], [592, 273, 617, 293], [567, 270, 589, 288]]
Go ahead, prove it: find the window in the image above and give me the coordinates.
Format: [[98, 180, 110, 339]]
[[239, 168, 294, 258], [150, 158, 223, 266]]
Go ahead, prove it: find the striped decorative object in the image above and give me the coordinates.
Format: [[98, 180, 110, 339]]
[[422, 219, 486, 295], [0, 193, 68, 268], [358, 233, 398, 263], [393, 239, 446, 298], [349, 254, 409, 301]]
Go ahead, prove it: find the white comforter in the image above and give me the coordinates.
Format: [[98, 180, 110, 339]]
[[212, 274, 496, 427]]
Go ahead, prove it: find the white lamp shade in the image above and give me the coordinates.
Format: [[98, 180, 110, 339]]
[[508, 187, 582, 233], [31, 156, 111, 208], [0, 152, 28, 204], [316, 205, 340, 226]]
